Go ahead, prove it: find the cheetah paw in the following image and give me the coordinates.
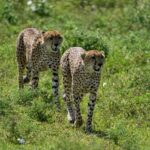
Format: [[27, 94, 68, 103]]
[[85, 126, 92, 133], [74, 120, 83, 128]]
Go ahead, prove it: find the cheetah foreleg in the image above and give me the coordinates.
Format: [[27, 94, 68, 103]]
[[85, 92, 97, 133], [52, 68, 60, 111], [63, 93, 75, 123]]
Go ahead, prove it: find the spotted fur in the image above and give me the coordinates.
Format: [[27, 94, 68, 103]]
[[16, 28, 63, 110], [61, 47, 105, 132]]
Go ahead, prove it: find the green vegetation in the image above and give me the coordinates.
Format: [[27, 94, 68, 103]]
[[0, 0, 149, 149]]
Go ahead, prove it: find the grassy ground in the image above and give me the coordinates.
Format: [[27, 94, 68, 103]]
[[0, 0, 150, 149]]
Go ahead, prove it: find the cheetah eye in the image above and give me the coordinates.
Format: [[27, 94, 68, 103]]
[[58, 36, 62, 40], [49, 37, 53, 40], [92, 55, 95, 60]]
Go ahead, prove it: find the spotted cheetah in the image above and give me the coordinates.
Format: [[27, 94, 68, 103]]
[[16, 28, 63, 110], [61, 47, 105, 132]]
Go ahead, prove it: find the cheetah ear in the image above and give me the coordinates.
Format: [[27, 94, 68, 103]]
[[81, 53, 86, 60], [42, 31, 46, 34], [101, 51, 105, 58]]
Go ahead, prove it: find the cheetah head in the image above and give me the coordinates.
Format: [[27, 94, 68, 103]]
[[81, 50, 105, 73], [42, 30, 63, 52]]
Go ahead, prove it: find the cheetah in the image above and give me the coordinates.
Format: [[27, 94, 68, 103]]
[[16, 28, 63, 110], [61, 47, 105, 132]]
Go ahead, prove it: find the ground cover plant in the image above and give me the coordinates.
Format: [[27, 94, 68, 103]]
[[0, 0, 149, 149]]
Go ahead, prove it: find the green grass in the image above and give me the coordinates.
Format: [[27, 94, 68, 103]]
[[0, 0, 150, 149]]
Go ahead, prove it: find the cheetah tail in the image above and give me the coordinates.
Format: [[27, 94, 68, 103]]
[[16, 32, 26, 64]]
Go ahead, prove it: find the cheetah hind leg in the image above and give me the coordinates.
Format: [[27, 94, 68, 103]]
[[23, 75, 30, 83], [23, 65, 31, 84], [62, 74, 75, 123], [63, 92, 75, 124], [18, 65, 25, 89], [67, 107, 75, 124], [61, 59, 75, 122]]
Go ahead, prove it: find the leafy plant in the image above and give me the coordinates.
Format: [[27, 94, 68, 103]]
[[2, 1, 17, 24], [29, 98, 54, 122], [62, 29, 109, 56], [28, 0, 51, 16]]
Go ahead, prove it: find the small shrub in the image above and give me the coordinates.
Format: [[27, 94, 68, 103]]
[[2, 1, 17, 24], [62, 29, 109, 56], [107, 120, 140, 150], [4, 113, 38, 144], [0, 98, 12, 116], [17, 89, 39, 106], [125, 0, 150, 30], [27, 0, 51, 16], [29, 98, 54, 122]]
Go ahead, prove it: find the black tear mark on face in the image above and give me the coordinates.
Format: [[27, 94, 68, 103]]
[[92, 55, 96, 60]]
